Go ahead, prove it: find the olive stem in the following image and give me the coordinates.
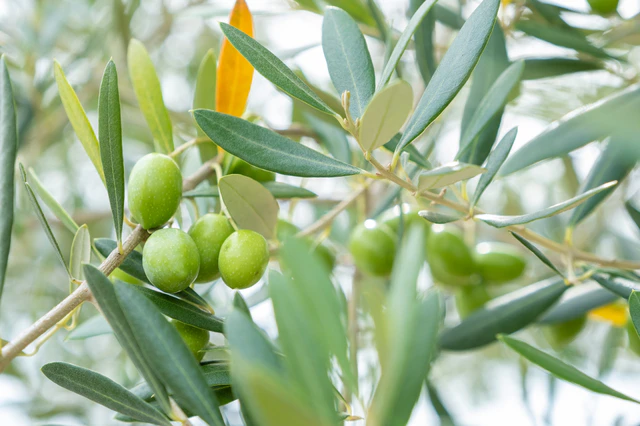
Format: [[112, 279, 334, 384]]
[[0, 159, 220, 372], [169, 136, 210, 159]]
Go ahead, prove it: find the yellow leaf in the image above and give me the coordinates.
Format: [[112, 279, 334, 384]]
[[589, 303, 627, 327], [216, 0, 254, 117]]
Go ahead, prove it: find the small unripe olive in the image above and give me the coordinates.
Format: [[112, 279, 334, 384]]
[[227, 156, 275, 182], [276, 219, 336, 272], [128, 153, 182, 229], [348, 221, 396, 277], [626, 318, 640, 356], [473, 242, 526, 285], [543, 316, 587, 349], [426, 225, 477, 287], [188, 214, 234, 283], [455, 285, 492, 319], [109, 268, 142, 286], [219, 230, 269, 289], [587, 0, 618, 15], [171, 320, 209, 361], [143, 228, 200, 293], [380, 204, 430, 236]]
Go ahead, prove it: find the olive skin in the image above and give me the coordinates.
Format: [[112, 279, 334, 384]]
[[587, 0, 618, 14], [219, 230, 269, 289], [128, 153, 182, 229], [543, 316, 587, 349], [348, 221, 396, 277], [626, 319, 640, 356], [276, 219, 336, 272], [426, 226, 477, 286], [455, 285, 492, 319], [142, 228, 200, 293], [227, 157, 275, 182], [188, 214, 234, 283], [172, 320, 209, 362], [473, 242, 526, 285]]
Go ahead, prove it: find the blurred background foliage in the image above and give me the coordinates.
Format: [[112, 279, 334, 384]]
[[2, 0, 640, 424]]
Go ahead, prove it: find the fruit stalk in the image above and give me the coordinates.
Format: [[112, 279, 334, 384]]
[[0, 158, 219, 372]]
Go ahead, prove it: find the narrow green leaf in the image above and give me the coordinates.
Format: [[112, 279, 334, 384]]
[[410, 0, 437, 86], [419, 210, 461, 224], [194, 109, 362, 177], [434, 3, 464, 28], [538, 283, 618, 324], [457, 61, 524, 164], [183, 182, 316, 200], [593, 275, 640, 300], [219, 174, 279, 239], [69, 225, 91, 281], [440, 277, 568, 350], [322, 6, 375, 118], [27, 168, 79, 234], [220, 24, 337, 116], [226, 310, 282, 373], [522, 58, 603, 80], [194, 49, 218, 170], [94, 238, 148, 283], [499, 335, 639, 403], [53, 61, 105, 184], [625, 200, 640, 232], [41, 362, 171, 426], [569, 140, 635, 227], [178, 287, 215, 313], [20, 165, 69, 275], [67, 314, 111, 340], [470, 128, 518, 208], [233, 292, 253, 319], [383, 133, 431, 170], [377, 0, 437, 89], [359, 80, 413, 152], [324, 0, 377, 27], [302, 112, 351, 165], [510, 232, 564, 277], [98, 60, 125, 244], [417, 162, 486, 191], [131, 285, 224, 333], [83, 265, 171, 414], [460, 25, 510, 165], [396, 0, 500, 153], [475, 181, 617, 228], [114, 281, 224, 426], [127, 39, 174, 154], [500, 85, 640, 175], [0, 56, 17, 303]]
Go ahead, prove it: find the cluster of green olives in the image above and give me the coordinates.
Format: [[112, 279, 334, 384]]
[[127, 153, 270, 294]]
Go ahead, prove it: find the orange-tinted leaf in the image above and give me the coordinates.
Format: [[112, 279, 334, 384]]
[[216, 0, 254, 117]]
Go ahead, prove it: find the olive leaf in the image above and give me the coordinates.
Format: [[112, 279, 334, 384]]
[[417, 162, 486, 192], [499, 335, 639, 404], [322, 6, 375, 118], [510, 232, 564, 278], [593, 275, 640, 300], [396, 0, 500, 154], [0, 56, 17, 303], [220, 23, 336, 116], [522, 58, 603, 80], [94, 238, 148, 283], [67, 314, 111, 340], [53, 61, 106, 184], [193, 49, 219, 171], [383, 133, 432, 170], [475, 181, 617, 228], [69, 225, 91, 282], [193, 109, 362, 177], [98, 60, 125, 245], [419, 210, 461, 224], [537, 282, 618, 324], [219, 174, 279, 240], [410, 0, 437, 86], [303, 112, 351, 164], [41, 362, 171, 426], [127, 39, 173, 154], [183, 181, 317, 200], [359, 80, 413, 153], [27, 168, 79, 234]]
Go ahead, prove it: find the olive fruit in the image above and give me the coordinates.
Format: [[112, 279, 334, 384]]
[[543, 316, 587, 349], [172, 320, 209, 362], [348, 220, 396, 277], [128, 153, 182, 229], [188, 214, 234, 283], [426, 225, 477, 286], [380, 204, 429, 235], [227, 157, 275, 182], [219, 230, 269, 289], [455, 285, 492, 319], [142, 228, 200, 293], [587, 0, 618, 15], [276, 219, 336, 272], [473, 242, 526, 285], [626, 318, 640, 356], [109, 268, 142, 285]]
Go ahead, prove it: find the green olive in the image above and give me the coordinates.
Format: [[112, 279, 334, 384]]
[[171, 320, 209, 362], [426, 225, 477, 286], [219, 230, 269, 289], [142, 228, 200, 293], [380, 204, 429, 235], [587, 0, 618, 15], [277, 219, 336, 272], [473, 242, 526, 285], [543, 316, 587, 349], [109, 268, 142, 286], [626, 318, 640, 356], [455, 285, 492, 319], [348, 221, 396, 277], [227, 156, 275, 182], [188, 214, 234, 283], [128, 153, 182, 229]]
